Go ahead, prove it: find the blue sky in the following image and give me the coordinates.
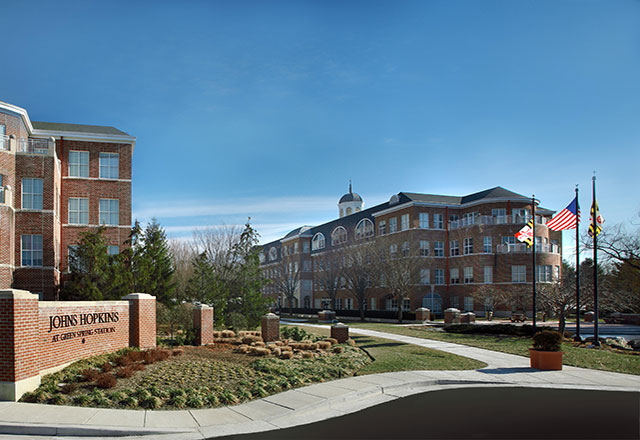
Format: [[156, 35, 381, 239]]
[[2, 0, 638, 256]]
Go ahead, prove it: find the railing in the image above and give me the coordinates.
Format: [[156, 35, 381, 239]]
[[496, 243, 560, 254], [18, 138, 51, 155], [449, 214, 548, 230], [0, 134, 9, 151]]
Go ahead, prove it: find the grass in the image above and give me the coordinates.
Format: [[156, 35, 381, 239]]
[[283, 325, 486, 374], [348, 322, 640, 375]]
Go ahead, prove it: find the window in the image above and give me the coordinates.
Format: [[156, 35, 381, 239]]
[[346, 207, 352, 215], [370, 298, 376, 310], [434, 241, 444, 257], [484, 266, 493, 283], [389, 217, 397, 233], [294, 242, 299, 253], [345, 298, 353, 310], [419, 240, 429, 256], [389, 243, 398, 257], [108, 245, 119, 255], [420, 269, 430, 284], [554, 265, 560, 280], [312, 233, 325, 250], [419, 213, 429, 228], [433, 214, 444, 229], [492, 208, 506, 217], [22, 234, 43, 266], [434, 269, 444, 285], [463, 238, 473, 255], [22, 178, 43, 210], [269, 247, 277, 261], [400, 214, 409, 231], [0, 124, 5, 150], [450, 240, 459, 256], [303, 241, 310, 253], [464, 297, 474, 312], [331, 226, 347, 245], [451, 296, 459, 309], [463, 267, 473, 283], [386, 298, 398, 311], [483, 237, 492, 253], [536, 265, 553, 282], [422, 293, 442, 313], [68, 245, 79, 270], [302, 280, 313, 293], [99, 153, 119, 179], [462, 212, 476, 226], [450, 268, 460, 284], [0, 175, 4, 203], [99, 199, 119, 225], [512, 265, 526, 283], [68, 198, 89, 225], [402, 298, 411, 311], [69, 151, 89, 178], [303, 260, 311, 272], [335, 298, 343, 309], [355, 218, 374, 239], [378, 220, 386, 235], [401, 241, 410, 256]]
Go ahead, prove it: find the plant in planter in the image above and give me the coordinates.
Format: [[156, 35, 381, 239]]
[[529, 330, 564, 370]]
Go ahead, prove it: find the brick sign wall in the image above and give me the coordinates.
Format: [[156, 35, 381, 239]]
[[0, 290, 155, 401]]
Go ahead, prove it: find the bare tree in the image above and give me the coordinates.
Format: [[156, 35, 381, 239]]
[[342, 240, 377, 321], [496, 284, 530, 315], [583, 216, 640, 272], [471, 284, 504, 318], [169, 239, 195, 301], [271, 255, 301, 316], [536, 263, 576, 333], [313, 251, 343, 311], [373, 235, 425, 323]]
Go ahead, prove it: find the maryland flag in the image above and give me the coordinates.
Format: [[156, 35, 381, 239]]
[[588, 200, 604, 237], [515, 219, 534, 247]]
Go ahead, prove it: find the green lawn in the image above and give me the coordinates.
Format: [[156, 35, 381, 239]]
[[348, 323, 640, 375], [283, 325, 486, 374]]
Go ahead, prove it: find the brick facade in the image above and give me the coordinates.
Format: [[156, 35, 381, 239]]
[[0, 289, 155, 401], [193, 305, 214, 345]]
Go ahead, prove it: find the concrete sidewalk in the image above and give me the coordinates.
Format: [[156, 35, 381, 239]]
[[1, 326, 638, 439]]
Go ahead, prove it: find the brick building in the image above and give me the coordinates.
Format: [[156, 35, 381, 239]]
[[0, 100, 134, 299], [259, 186, 562, 317]]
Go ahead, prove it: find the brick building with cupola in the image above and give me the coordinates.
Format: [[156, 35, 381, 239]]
[[259, 185, 562, 317], [0, 100, 134, 299]]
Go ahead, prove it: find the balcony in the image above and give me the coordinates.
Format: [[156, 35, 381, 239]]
[[449, 214, 548, 230], [496, 243, 560, 254], [18, 138, 54, 155]]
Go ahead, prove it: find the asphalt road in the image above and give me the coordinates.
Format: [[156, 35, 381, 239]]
[[215, 387, 640, 440]]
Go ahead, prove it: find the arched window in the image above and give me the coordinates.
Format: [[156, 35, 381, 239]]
[[355, 218, 374, 240], [258, 252, 265, 263], [346, 207, 352, 215], [269, 247, 277, 261], [422, 293, 443, 313], [312, 233, 325, 250], [331, 226, 347, 246]]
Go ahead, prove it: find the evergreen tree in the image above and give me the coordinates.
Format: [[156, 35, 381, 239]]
[[138, 219, 176, 304]]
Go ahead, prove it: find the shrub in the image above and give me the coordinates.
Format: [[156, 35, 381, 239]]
[[186, 396, 204, 408], [170, 395, 187, 408], [205, 393, 220, 406], [228, 312, 248, 331], [347, 339, 356, 346], [218, 390, 239, 405], [131, 363, 146, 372], [221, 330, 236, 338], [169, 389, 187, 399], [121, 396, 138, 408], [136, 390, 152, 401], [60, 382, 78, 394], [280, 351, 294, 360], [302, 351, 314, 359], [95, 373, 117, 389], [80, 368, 100, 382], [141, 396, 163, 409], [73, 394, 91, 406], [532, 330, 563, 352], [324, 338, 338, 345], [172, 349, 184, 356], [117, 366, 135, 378], [50, 394, 69, 405], [443, 323, 540, 337], [317, 341, 331, 350], [108, 391, 126, 403], [128, 351, 144, 362], [333, 346, 344, 354], [115, 355, 133, 367], [101, 362, 113, 372], [250, 347, 270, 356], [281, 326, 316, 342]]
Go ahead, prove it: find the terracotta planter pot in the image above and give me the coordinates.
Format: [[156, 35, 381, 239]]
[[529, 349, 563, 370]]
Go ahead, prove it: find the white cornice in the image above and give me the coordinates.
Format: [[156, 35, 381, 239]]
[[0, 101, 34, 132], [31, 130, 136, 146], [372, 197, 545, 217]]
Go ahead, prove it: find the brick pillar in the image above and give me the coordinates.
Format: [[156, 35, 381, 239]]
[[416, 308, 431, 322], [331, 323, 349, 343], [0, 290, 40, 401], [261, 313, 280, 342], [124, 293, 156, 350], [193, 305, 214, 345], [444, 308, 461, 325]]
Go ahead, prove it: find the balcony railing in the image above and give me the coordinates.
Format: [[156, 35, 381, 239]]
[[18, 138, 52, 155], [496, 243, 560, 254], [449, 214, 548, 230], [0, 134, 9, 151]]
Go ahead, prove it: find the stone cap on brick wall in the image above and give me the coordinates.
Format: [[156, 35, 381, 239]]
[[195, 304, 213, 310], [263, 313, 278, 319], [0, 289, 38, 300], [416, 307, 430, 312], [332, 322, 348, 328], [123, 293, 155, 300], [39, 301, 129, 307]]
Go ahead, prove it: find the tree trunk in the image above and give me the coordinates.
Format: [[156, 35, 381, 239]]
[[288, 297, 293, 317], [397, 303, 403, 324], [360, 298, 365, 322], [559, 313, 566, 335]]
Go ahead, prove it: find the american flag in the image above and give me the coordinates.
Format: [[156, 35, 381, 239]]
[[547, 197, 580, 231]]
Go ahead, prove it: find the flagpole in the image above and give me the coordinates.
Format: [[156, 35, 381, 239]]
[[592, 174, 600, 347], [574, 185, 581, 342], [532, 195, 537, 330]]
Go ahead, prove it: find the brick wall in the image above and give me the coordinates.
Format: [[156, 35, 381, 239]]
[[125, 293, 156, 349]]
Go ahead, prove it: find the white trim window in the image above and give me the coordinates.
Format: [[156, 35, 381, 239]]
[[464, 296, 474, 312], [389, 243, 398, 257], [331, 226, 347, 245], [269, 247, 277, 261], [554, 265, 560, 280], [484, 266, 493, 283], [433, 213, 444, 229], [99, 199, 119, 225], [512, 265, 526, 283], [450, 268, 460, 284], [402, 241, 410, 257], [389, 217, 398, 233], [312, 233, 325, 250], [22, 178, 43, 210], [402, 298, 411, 311], [463, 238, 473, 255], [434, 241, 444, 257], [400, 214, 410, 231], [99, 152, 119, 179], [483, 236, 492, 253], [387, 298, 398, 311], [378, 220, 386, 235], [435, 269, 445, 285], [451, 296, 459, 309], [22, 234, 43, 267], [69, 151, 89, 178], [463, 266, 473, 283], [68, 245, 79, 270], [419, 213, 429, 229], [68, 198, 89, 225], [536, 265, 553, 282], [450, 240, 459, 256], [345, 298, 353, 310], [420, 268, 430, 285], [355, 218, 374, 239], [419, 240, 429, 256]]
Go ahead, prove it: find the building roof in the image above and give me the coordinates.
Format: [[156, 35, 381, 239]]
[[284, 226, 313, 239], [32, 121, 131, 136], [339, 192, 363, 203]]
